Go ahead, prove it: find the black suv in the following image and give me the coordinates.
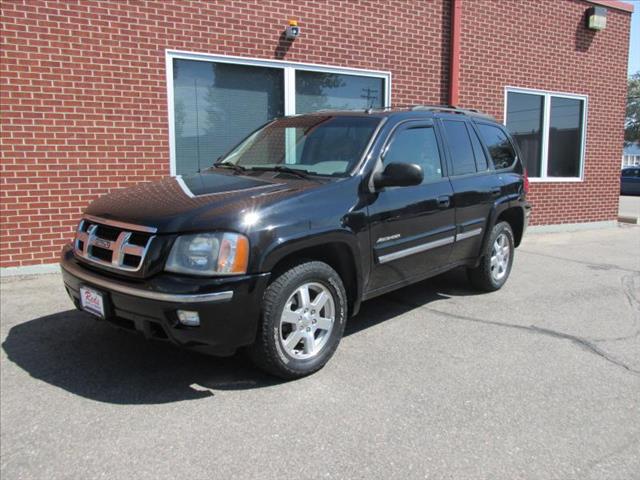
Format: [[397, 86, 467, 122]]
[[61, 106, 530, 379]]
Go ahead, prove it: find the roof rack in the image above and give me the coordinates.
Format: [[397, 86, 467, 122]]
[[304, 105, 494, 120], [409, 105, 494, 119]]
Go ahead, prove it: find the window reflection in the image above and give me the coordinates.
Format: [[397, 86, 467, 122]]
[[506, 92, 543, 177], [296, 71, 384, 113], [548, 97, 583, 177], [173, 60, 284, 175]]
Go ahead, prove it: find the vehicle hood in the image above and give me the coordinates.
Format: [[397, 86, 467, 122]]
[[84, 171, 323, 233]]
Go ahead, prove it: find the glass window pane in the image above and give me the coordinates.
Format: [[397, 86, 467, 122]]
[[383, 127, 443, 183], [469, 126, 489, 171], [548, 97, 583, 177], [173, 59, 284, 175], [476, 124, 517, 170], [442, 120, 476, 176], [222, 116, 380, 176], [295, 71, 384, 113], [506, 92, 543, 177]]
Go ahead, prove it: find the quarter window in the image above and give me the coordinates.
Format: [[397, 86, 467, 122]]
[[506, 89, 586, 179], [384, 126, 443, 183], [476, 124, 517, 170]]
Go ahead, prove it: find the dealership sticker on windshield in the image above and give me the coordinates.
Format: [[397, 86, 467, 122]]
[[80, 286, 105, 318]]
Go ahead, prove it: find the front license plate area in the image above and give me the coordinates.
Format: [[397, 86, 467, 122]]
[[80, 286, 106, 318]]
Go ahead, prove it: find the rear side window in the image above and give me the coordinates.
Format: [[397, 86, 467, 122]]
[[442, 120, 476, 176], [384, 126, 443, 183], [477, 123, 517, 169]]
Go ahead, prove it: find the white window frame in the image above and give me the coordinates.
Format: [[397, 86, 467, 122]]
[[504, 86, 588, 182], [165, 49, 392, 176]]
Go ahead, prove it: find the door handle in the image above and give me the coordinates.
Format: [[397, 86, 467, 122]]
[[437, 195, 450, 208], [490, 187, 501, 197]]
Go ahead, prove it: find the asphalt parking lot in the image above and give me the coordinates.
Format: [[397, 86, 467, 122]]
[[1, 225, 639, 480]]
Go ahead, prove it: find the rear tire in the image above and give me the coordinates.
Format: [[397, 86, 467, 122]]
[[248, 261, 347, 379], [467, 221, 515, 292]]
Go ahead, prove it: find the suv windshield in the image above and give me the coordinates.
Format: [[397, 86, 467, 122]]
[[218, 115, 381, 176]]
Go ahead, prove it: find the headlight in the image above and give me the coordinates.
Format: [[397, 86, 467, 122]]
[[165, 232, 249, 276]]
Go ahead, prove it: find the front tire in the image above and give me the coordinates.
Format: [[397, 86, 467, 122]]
[[248, 261, 347, 379], [467, 221, 515, 292]]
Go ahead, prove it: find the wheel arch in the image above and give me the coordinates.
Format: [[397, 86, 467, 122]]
[[496, 206, 525, 247], [259, 232, 363, 317], [476, 202, 525, 267]]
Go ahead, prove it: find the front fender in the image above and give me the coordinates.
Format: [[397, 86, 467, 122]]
[[257, 228, 365, 314], [259, 229, 360, 272]]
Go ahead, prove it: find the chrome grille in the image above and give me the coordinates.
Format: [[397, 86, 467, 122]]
[[73, 215, 156, 272]]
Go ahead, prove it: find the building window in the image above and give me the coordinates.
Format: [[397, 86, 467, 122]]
[[167, 51, 390, 176], [172, 60, 284, 175], [505, 88, 587, 180], [295, 71, 384, 114]]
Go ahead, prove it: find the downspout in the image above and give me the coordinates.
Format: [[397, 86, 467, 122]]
[[449, 0, 462, 106]]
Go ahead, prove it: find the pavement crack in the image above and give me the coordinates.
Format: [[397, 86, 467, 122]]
[[590, 273, 640, 343], [384, 296, 640, 376]]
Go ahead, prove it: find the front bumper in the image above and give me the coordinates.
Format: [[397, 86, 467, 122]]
[[60, 244, 270, 356]]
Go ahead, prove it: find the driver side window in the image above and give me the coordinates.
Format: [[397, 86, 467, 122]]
[[384, 126, 443, 184]]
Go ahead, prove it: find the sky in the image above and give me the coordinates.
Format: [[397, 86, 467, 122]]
[[627, 0, 640, 75]]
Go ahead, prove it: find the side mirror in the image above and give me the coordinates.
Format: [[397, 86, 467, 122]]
[[373, 162, 423, 189]]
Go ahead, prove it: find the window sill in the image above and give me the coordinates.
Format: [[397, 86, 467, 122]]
[[529, 177, 583, 183]]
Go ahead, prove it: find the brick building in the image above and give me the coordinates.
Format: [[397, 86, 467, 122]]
[[0, 0, 632, 270]]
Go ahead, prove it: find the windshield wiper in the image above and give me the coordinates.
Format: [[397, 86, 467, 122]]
[[253, 165, 311, 179], [213, 162, 248, 174]]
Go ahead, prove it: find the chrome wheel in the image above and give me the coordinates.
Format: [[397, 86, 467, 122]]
[[490, 232, 510, 281], [279, 282, 335, 360]]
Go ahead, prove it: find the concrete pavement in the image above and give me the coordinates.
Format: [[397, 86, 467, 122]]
[[1, 225, 639, 479], [619, 195, 640, 224]]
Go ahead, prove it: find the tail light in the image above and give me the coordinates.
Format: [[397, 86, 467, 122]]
[[523, 168, 529, 194]]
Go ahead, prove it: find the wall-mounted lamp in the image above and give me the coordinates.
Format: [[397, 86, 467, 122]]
[[285, 19, 300, 40], [586, 6, 607, 31]]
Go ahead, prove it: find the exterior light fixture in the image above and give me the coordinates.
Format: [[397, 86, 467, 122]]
[[586, 6, 607, 31], [285, 19, 300, 40]]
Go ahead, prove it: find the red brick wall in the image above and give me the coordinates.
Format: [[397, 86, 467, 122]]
[[0, 0, 630, 268], [457, 0, 630, 226], [0, 0, 450, 268]]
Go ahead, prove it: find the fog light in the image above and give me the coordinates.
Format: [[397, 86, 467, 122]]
[[177, 310, 200, 327]]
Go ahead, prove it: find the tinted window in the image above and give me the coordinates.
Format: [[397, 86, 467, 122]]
[[506, 92, 543, 177], [441, 120, 476, 175], [172, 59, 284, 175], [384, 126, 443, 182], [296, 71, 384, 113], [477, 124, 517, 169], [222, 115, 380, 176], [469, 126, 489, 171], [547, 97, 583, 177]]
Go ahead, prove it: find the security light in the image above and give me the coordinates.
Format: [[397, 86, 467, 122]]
[[285, 19, 300, 40], [586, 6, 607, 31]]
